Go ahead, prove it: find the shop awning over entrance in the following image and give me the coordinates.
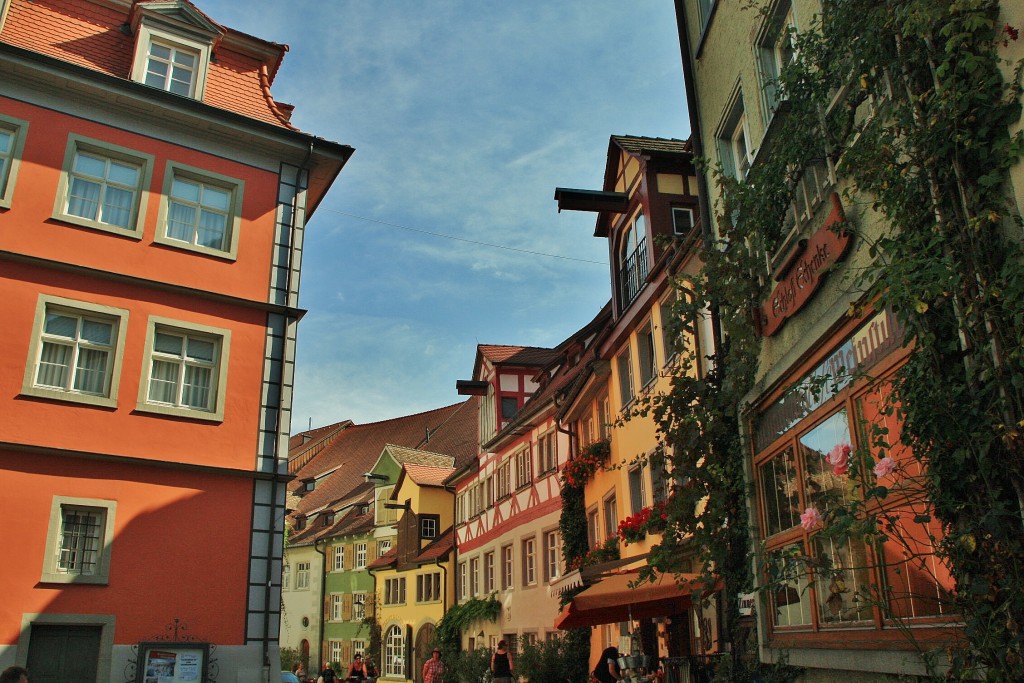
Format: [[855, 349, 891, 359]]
[[554, 570, 704, 629]]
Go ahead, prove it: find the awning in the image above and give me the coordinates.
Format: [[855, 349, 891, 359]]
[[554, 570, 705, 629]]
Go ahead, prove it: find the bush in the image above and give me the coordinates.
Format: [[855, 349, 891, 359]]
[[516, 632, 589, 683], [442, 646, 492, 683]]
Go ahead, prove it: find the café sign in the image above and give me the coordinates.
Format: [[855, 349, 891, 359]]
[[756, 193, 851, 337]]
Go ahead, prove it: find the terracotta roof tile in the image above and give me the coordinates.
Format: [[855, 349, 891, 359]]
[[402, 463, 454, 487], [1, 0, 295, 128], [479, 344, 560, 366], [385, 445, 455, 469], [611, 135, 692, 156]]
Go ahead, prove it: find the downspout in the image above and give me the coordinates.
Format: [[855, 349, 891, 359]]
[[314, 538, 328, 672], [435, 557, 448, 617], [262, 139, 317, 676], [441, 480, 458, 619]]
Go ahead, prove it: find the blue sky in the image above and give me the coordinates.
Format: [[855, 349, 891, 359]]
[[198, 0, 690, 431]]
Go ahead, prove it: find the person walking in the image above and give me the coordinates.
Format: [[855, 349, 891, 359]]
[[316, 663, 336, 683], [490, 640, 514, 683], [592, 646, 621, 683], [421, 648, 444, 683]]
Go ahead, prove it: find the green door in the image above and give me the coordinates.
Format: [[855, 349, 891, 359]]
[[27, 625, 101, 683]]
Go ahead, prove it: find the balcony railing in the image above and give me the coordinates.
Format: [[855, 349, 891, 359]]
[[619, 239, 649, 309]]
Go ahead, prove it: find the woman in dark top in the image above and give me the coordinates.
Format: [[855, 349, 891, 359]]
[[592, 646, 621, 683], [490, 640, 515, 683]]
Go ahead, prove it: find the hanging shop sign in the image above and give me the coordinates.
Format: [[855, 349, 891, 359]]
[[755, 193, 851, 337]]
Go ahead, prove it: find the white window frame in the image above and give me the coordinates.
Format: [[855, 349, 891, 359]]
[[384, 577, 406, 605], [41, 496, 116, 585], [522, 537, 536, 586], [155, 161, 243, 260], [352, 640, 366, 657], [484, 551, 495, 593], [353, 592, 367, 620], [129, 12, 215, 100], [757, 3, 797, 120], [470, 557, 480, 596], [333, 545, 345, 572], [617, 347, 634, 409], [0, 112, 28, 208], [637, 320, 657, 388], [544, 530, 561, 583], [502, 545, 514, 590], [515, 446, 532, 489], [458, 561, 467, 600], [281, 564, 290, 590], [331, 593, 343, 621], [420, 515, 438, 539], [384, 625, 404, 677], [53, 135, 153, 237], [22, 295, 130, 408], [378, 538, 392, 557], [717, 87, 755, 181], [296, 562, 310, 590], [137, 316, 230, 421], [355, 542, 368, 570]]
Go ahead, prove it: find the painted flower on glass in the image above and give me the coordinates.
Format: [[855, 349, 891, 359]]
[[800, 506, 823, 531], [826, 442, 852, 476], [873, 456, 896, 478]]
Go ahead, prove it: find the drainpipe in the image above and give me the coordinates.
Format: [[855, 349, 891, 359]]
[[314, 538, 328, 672], [435, 557, 448, 617]]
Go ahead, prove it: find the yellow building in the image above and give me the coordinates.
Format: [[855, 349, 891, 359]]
[[554, 136, 714, 679], [368, 447, 460, 682]]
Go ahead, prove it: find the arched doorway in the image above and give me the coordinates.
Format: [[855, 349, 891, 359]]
[[300, 639, 310, 676], [414, 623, 436, 682]]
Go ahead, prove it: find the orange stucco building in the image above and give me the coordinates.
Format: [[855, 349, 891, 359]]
[[0, 1, 351, 681]]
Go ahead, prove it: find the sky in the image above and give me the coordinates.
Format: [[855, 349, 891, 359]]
[[197, 0, 690, 432]]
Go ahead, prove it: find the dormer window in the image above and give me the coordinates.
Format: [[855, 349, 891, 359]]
[[144, 40, 199, 97], [129, 1, 222, 101]]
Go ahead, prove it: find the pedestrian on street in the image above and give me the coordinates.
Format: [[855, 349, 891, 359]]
[[316, 663, 336, 683], [422, 648, 444, 683], [592, 646, 621, 683], [490, 640, 514, 683]]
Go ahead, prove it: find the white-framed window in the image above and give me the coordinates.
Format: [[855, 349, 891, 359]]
[[637, 321, 657, 388], [384, 577, 406, 605], [458, 561, 467, 600], [587, 507, 601, 548], [155, 162, 243, 259], [296, 562, 310, 590], [54, 136, 152, 237], [378, 538, 392, 557], [456, 492, 466, 524], [672, 206, 695, 237], [757, 2, 797, 119], [629, 464, 649, 515], [470, 557, 480, 596], [496, 460, 511, 499], [544, 530, 561, 583], [484, 551, 495, 593], [617, 348, 634, 409], [353, 592, 367, 621], [417, 572, 441, 602], [384, 625, 404, 677], [22, 296, 129, 408], [355, 542, 367, 570], [420, 515, 438, 539], [0, 112, 28, 208], [515, 446, 532, 489], [328, 641, 342, 667], [538, 431, 557, 473], [41, 496, 116, 585], [603, 494, 618, 544], [502, 544, 514, 590], [137, 316, 230, 421], [522, 537, 536, 586], [333, 545, 345, 572], [331, 594, 343, 621], [129, 5, 216, 100], [599, 397, 612, 439], [352, 640, 366, 657], [281, 564, 290, 590], [717, 89, 755, 181]]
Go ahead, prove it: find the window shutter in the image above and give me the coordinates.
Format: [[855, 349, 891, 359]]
[[342, 593, 353, 621], [341, 641, 351, 668], [365, 592, 376, 618], [404, 625, 413, 680], [343, 543, 353, 571], [368, 541, 378, 563]]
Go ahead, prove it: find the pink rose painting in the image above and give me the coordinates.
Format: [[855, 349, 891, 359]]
[[827, 443, 852, 476]]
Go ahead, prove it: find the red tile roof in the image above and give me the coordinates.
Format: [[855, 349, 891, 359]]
[[402, 463, 454, 487], [1, 0, 296, 128], [478, 344, 561, 366], [288, 400, 479, 518]]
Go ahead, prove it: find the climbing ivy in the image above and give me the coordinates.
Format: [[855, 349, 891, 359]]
[[635, 0, 1024, 680]]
